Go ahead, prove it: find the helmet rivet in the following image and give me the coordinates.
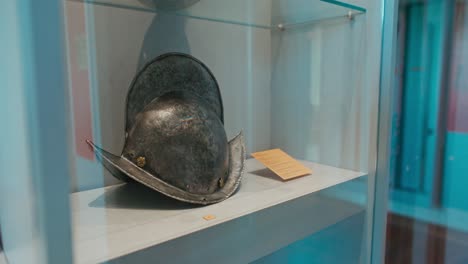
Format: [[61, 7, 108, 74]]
[[218, 177, 225, 188], [136, 156, 146, 168]]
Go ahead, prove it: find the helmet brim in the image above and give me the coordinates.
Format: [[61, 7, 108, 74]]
[[86, 131, 245, 205]]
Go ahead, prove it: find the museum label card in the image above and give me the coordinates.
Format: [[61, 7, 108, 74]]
[[251, 149, 312, 180]]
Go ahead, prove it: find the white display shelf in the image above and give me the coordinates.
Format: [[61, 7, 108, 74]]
[[71, 159, 366, 264], [0, 251, 6, 264]]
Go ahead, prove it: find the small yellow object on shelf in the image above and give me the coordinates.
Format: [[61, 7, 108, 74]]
[[203, 214, 216, 221]]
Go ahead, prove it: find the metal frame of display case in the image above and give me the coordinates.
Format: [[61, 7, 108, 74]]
[[371, 0, 400, 263], [0, 0, 397, 263], [1, 1, 73, 263]]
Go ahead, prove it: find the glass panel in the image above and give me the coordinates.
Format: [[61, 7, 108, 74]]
[[64, 0, 373, 260], [0, 0, 385, 262], [70, 0, 365, 29], [385, 0, 468, 263]]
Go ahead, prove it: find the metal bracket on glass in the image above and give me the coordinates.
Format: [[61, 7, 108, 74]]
[[347, 11, 355, 21], [276, 10, 359, 31], [277, 23, 286, 31]]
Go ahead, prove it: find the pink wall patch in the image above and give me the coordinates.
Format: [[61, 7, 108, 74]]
[[66, 3, 94, 160]]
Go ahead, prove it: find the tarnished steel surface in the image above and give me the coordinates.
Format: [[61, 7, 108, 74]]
[[126, 53, 223, 132], [123, 91, 229, 195]]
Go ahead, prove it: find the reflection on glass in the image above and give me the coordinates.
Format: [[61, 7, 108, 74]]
[[386, 1, 468, 263]]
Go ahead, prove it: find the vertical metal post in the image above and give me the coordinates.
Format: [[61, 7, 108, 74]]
[[0, 0, 73, 263], [371, 0, 400, 263], [26, 0, 74, 262]]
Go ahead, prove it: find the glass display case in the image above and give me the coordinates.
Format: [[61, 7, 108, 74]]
[[1, 0, 387, 263]]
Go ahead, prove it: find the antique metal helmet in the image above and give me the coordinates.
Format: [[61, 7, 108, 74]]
[[87, 53, 245, 205]]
